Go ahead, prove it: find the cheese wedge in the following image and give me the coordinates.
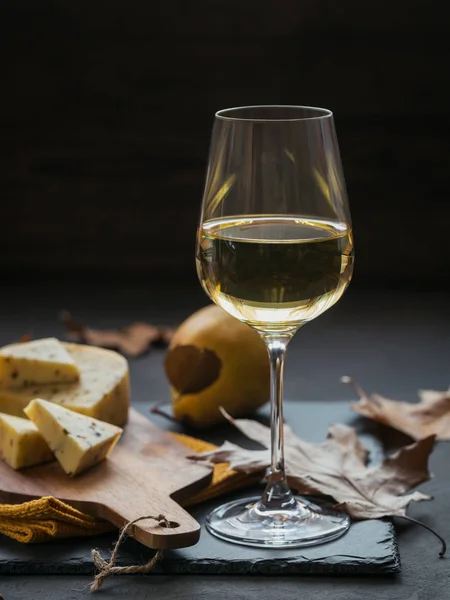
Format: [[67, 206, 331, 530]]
[[0, 412, 53, 469], [0, 337, 80, 388], [25, 398, 123, 476], [0, 343, 129, 426]]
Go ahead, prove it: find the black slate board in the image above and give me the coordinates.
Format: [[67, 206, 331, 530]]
[[0, 492, 399, 575], [160, 494, 400, 575], [0, 400, 401, 575]]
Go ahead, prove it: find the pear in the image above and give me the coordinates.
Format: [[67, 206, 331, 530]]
[[164, 305, 269, 428]]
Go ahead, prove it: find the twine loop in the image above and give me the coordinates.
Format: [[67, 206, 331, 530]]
[[90, 514, 172, 592]]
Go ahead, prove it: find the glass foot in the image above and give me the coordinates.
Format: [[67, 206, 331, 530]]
[[206, 495, 350, 548]]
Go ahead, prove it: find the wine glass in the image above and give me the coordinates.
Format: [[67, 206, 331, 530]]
[[195, 105, 354, 548]]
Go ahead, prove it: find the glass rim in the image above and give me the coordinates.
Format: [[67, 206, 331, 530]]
[[215, 105, 333, 123]]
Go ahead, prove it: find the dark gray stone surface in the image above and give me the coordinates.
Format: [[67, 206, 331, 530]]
[[161, 501, 399, 575], [0, 285, 449, 600], [0, 505, 399, 577], [0, 401, 400, 576]]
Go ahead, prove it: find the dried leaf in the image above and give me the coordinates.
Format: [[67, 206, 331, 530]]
[[164, 345, 222, 394], [190, 411, 434, 521], [192, 414, 446, 554], [342, 376, 450, 441], [60, 311, 175, 358]]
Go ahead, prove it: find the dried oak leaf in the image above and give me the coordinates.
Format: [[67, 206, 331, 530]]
[[342, 376, 450, 441], [190, 410, 446, 555], [60, 311, 175, 358]]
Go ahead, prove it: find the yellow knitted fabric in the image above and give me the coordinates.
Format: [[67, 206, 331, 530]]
[[0, 432, 263, 543], [0, 496, 115, 543]]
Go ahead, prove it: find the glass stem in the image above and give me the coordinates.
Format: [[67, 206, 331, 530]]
[[257, 335, 296, 513]]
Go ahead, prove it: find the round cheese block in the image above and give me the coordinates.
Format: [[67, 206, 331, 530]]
[[0, 343, 129, 426]]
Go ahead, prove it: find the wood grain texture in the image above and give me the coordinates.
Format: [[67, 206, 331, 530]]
[[0, 409, 213, 550]]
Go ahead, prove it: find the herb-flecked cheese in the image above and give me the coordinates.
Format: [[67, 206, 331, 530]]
[[25, 398, 122, 476], [0, 338, 80, 388], [0, 343, 129, 426], [0, 412, 53, 469]]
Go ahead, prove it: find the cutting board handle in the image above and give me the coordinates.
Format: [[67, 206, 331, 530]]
[[0, 408, 213, 551], [93, 490, 203, 550]]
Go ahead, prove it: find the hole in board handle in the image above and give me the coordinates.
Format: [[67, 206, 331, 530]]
[[160, 520, 180, 528]]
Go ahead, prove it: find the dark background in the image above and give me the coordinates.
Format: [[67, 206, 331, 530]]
[[1, 7, 450, 598], [1, 1, 449, 288]]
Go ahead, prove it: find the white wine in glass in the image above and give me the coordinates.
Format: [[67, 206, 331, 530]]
[[196, 106, 354, 547]]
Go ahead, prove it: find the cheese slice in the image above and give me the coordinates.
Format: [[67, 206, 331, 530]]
[[0, 343, 129, 426], [0, 338, 80, 388], [0, 412, 53, 470], [25, 398, 123, 476]]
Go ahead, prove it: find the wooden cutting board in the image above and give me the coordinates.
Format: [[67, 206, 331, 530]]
[[0, 408, 213, 550]]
